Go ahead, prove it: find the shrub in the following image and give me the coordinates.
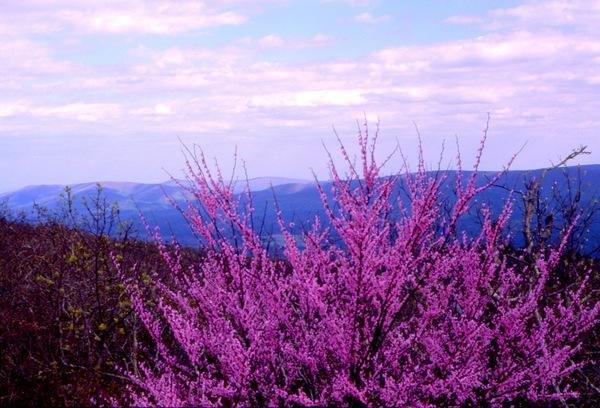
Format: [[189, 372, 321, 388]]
[[123, 126, 599, 406], [0, 187, 174, 406]]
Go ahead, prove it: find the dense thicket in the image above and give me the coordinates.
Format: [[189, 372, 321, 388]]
[[122, 130, 600, 407], [0, 132, 599, 406], [0, 191, 201, 407]]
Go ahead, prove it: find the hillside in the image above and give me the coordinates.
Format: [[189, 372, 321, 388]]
[[2, 166, 599, 253]]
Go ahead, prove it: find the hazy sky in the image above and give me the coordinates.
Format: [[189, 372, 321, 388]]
[[1, 0, 599, 192]]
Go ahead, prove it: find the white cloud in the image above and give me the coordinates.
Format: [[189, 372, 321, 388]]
[[154, 103, 173, 115], [324, 0, 378, 6], [56, 3, 246, 35], [491, 0, 600, 25], [1, 0, 600, 182], [445, 15, 484, 25], [374, 31, 600, 66], [31, 103, 121, 122], [258, 34, 285, 47], [249, 89, 367, 108], [250, 33, 333, 48], [0, 38, 72, 76], [447, 0, 600, 32], [354, 12, 391, 24], [0, 102, 28, 118]]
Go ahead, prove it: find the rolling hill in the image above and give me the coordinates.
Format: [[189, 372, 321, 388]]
[[2, 167, 599, 254]]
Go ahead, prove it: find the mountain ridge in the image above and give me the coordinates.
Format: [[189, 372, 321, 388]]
[[2, 165, 599, 253]]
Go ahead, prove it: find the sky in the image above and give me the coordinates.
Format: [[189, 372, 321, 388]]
[[1, 0, 599, 192]]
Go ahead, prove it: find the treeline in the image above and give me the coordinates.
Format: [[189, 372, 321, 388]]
[[0, 188, 201, 406], [113, 137, 600, 406], [0, 153, 599, 405]]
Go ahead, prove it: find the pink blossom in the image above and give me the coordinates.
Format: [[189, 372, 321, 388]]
[[123, 124, 599, 406]]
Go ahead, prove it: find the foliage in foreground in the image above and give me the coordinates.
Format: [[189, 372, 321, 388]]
[[122, 129, 600, 407], [0, 189, 193, 406]]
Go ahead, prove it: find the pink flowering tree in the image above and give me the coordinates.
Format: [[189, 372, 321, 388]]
[[121, 125, 599, 407]]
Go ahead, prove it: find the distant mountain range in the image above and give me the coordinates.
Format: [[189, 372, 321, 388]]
[[0, 177, 311, 210], [0, 177, 316, 246], [2, 167, 599, 254]]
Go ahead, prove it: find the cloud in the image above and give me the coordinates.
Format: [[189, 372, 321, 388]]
[[0, 102, 29, 118], [31, 103, 122, 122], [324, 0, 378, 6], [242, 33, 334, 49], [249, 89, 367, 108], [0, 101, 121, 122], [445, 15, 484, 25], [0, 38, 72, 76], [375, 31, 600, 66], [1, 0, 600, 187], [0, 1, 279, 37], [154, 104, 173, 115], [447, 0, 600, 32], [491, 0, 600, 25], [257, 34, 285, 47], [354, 12, 391, 24], [56, 3, 246, 35]]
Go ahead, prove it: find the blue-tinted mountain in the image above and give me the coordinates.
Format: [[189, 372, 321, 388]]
[[1, 167, 599, 254]]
